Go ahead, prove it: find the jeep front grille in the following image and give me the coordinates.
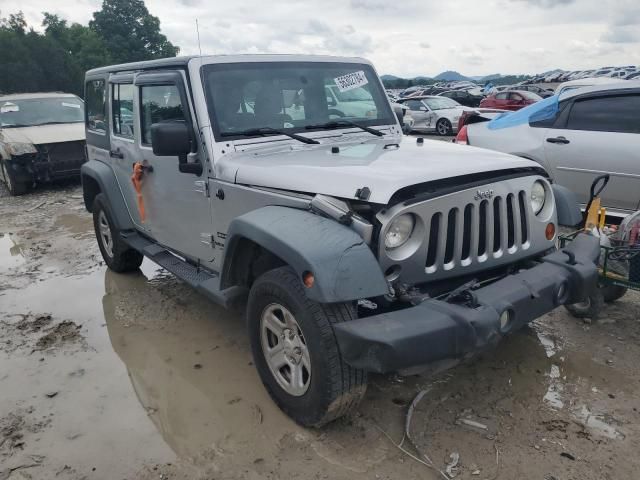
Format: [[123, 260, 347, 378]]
[[424, 191, 529, 272], [376, 176, 556, 286]]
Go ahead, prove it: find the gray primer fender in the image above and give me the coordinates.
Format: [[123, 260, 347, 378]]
[[222, 205, 389, 303], [81, 160, 134, 230], [552, 184, 582, 227]]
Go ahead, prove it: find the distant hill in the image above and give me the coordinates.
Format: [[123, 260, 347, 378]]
[[433, 71, 470, 81], [380, 75, 400, 81]]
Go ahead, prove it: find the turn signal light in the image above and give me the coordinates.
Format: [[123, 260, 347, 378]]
[[545, 222, 556, 240], [302, 271, 315, 288]]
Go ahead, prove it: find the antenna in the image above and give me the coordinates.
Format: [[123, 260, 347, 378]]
[[196, 18, 202, 57]]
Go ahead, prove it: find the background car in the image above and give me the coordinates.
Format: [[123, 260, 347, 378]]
[[0, 92, 86, 195], [554, 77, 627, 95], [396, 95, 472, 135], [480, 90, 542, 110], [516, 84, 555, 98], [437, 89, 483, 107], [456, 83, 640, 217]]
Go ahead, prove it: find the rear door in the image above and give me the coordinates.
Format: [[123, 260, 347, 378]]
[[543, 91, 640, 213], [108, 75, 147, 229]]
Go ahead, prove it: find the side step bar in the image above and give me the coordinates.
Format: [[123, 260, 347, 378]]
[[120, 231, 247, 308]]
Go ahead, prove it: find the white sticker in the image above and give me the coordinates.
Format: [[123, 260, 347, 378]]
[[62, 102, 81, 109], [1, 102, 19, 113], [333, 71, 368, 92]]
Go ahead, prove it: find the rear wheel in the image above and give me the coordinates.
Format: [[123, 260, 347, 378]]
[[436, 118, 452, 136], [1, 159, 28, 196], [247, 266, 367, 427], [92, 193, 143, 273]]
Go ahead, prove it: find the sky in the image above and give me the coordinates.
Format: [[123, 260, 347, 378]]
[[5, 0, 640, 78]]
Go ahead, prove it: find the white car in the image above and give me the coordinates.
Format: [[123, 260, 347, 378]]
[[457, 83, 640, 217], [397, 95, 472, 135], [0, 92, 85, 195]]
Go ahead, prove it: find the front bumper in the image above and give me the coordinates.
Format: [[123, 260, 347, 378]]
[[334, 233, 599, 373]]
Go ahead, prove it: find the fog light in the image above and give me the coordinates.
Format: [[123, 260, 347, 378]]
[[545, 222, 556, 240], [302, 271, 314, 288], [500, 310, 513, 331]]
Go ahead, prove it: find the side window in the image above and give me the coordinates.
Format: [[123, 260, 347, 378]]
[[495, 92, 508, 100], [406, 100, 423, 111], [112, 84, 135, 138], [140, 84, 186, 145], [86, 79, 106, 133], [567, 94, 640, 134], [509, 93, 523, 101]]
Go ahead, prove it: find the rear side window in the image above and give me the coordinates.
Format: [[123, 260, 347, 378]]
[[86, 79, 106, 133], [140, 85, 186, 144], [495, 93, 508, 100], [567, 94, 640, 134], [112, 84, 135, 138]]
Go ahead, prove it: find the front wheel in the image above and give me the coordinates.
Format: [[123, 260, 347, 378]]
[[247, 266, 367, 427], [1, 159, 28, 196], [436, 118, 452, 136]]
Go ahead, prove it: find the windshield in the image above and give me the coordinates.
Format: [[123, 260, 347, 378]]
[[202, 62, 395, 139], [423, 97, 460, 110], [0, 97, 84, 127]]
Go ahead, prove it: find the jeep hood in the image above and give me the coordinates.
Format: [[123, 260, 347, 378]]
[[222, 139, 541, 204], [0, 123, 84, 152]]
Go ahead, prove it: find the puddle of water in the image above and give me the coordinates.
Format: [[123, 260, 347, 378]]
[[0, 265, 175, 478], [53, 213, 93, 236], [0, 233, 26, 273]]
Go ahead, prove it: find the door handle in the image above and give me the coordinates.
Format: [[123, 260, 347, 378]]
[[109, 149, 124, 159], [546, 136, 570, 145]]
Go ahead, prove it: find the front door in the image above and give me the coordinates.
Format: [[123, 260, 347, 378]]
[[544, 92, 640, 213], [109, 72, 214, 267], [131, 73, 216, 266]]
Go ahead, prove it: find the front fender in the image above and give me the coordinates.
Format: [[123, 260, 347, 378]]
[[222, 206, 389, 303], [81, 160, 134, 230], [552, 184, 582, 227]]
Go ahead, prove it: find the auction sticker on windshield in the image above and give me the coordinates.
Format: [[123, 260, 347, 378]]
[[334, 71, 368, 92]]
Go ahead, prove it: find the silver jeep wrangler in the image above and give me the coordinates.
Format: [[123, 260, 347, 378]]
[[82, 55, 599, 427]]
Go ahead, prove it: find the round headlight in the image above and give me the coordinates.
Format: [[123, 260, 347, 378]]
[[530, 180, 546, 215], [385, 214, 415, 249]]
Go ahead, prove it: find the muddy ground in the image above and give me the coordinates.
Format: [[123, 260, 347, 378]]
[[1, 173, 640, 480]]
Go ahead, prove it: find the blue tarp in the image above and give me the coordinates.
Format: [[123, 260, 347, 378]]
[[487, 94, 559, 130]]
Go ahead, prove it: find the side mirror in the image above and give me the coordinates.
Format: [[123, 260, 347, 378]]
[[150, 122, 202, 176], [151, 122, 191, 157]]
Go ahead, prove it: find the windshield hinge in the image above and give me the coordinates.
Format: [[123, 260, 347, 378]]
[[194, 180, 209, 197]]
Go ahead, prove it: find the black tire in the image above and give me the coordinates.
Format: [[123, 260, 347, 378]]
[[601, 284, 627, 303], [564, 290, 605, 319], [1, 159, 28, 196], [247, 266, 367, 427], [92, 193, 143, 273], [436, 118, 452, 136]]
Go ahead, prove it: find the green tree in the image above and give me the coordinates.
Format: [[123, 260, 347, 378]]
[[90, 0, 179, 64]]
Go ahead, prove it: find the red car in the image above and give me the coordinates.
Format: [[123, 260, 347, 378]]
[[479, 90, 542, 111]]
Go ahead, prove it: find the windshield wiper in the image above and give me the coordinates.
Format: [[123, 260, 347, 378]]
[[225, 127, 319, 144], [305, 120, 384, 137]]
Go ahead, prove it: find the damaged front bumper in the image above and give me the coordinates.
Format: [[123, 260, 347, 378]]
[[334, 233, 600, 373]]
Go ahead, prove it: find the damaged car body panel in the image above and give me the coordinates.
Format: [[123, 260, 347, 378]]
[[0, 93, 86, 195], [82, 54, 599, 427]]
